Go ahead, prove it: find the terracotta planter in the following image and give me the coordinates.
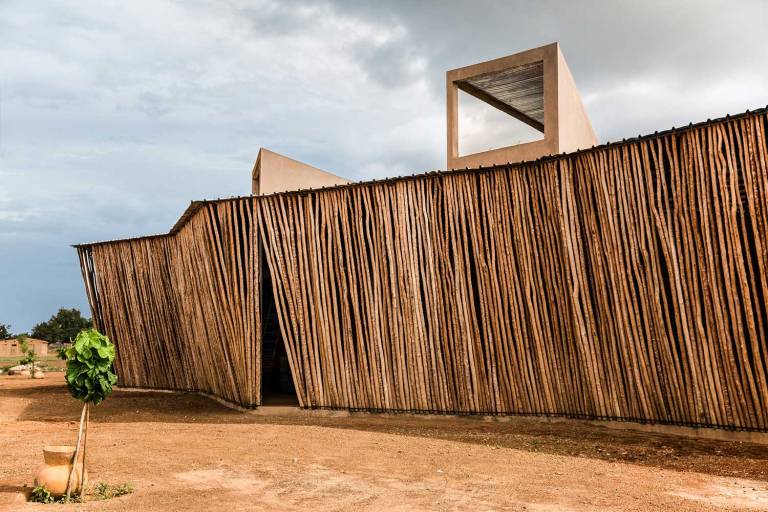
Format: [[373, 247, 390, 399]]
[[34, 446, 87, 497]]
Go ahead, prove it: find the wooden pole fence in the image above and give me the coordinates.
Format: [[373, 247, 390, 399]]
[[75, 110, 768, 431]]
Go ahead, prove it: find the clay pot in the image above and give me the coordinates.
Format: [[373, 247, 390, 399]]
[[32, 370, 45, 379], [34, 446, 87, 497]]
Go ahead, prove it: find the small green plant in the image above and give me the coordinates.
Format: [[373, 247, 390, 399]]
[[16, 334, 37, 378], [57, 493, 83, 504], [21, 348, 39, 377], [114, 482, 133, 497], [94, 481, 109, 499], [92, 481, 133, 500], [63, 330, 118, 404], [16, 334, 41, 378], [30, 485, 54, 504], [60, 329, 118, 500]]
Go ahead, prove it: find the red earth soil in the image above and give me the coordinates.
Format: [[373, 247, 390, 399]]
[[2, 375, 768, 511]]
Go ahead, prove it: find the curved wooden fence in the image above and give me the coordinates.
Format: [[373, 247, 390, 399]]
[[77, 109, 768, 431], [78, 201, 260, 406]]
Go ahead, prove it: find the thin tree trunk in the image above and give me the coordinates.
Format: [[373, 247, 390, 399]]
[[64, 403, 87, 500], [80, 403, 90, 501]]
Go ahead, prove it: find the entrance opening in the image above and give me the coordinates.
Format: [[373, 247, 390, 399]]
[[260, 247, 298, 406]]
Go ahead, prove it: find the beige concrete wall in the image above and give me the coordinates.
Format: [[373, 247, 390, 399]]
[[447, 43, 558, 170], [252, 148, 350, 196], [555, 46, 598, 154]]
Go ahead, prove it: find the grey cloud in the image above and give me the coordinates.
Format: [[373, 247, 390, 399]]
[[0, 0, 765, 331], [331, 0, 768, 135]]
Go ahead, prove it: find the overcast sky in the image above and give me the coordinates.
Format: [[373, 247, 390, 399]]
[[1, 0, 766, 332]]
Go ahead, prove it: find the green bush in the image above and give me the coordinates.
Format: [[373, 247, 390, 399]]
[[62, 329, 117, 405], [92, 481, 134, 500], [30, 485, 54, 504]]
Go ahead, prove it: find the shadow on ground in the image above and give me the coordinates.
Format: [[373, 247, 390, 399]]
[[4, 376, 768, 483]]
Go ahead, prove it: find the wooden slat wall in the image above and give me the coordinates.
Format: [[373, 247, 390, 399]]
[[77, 111, 768, 429], [257, 112, 768, 429], [77, 200, 260, 407]]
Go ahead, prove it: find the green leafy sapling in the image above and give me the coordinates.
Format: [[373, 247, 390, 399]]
[[62, 329, 118, 404], [17, 334, 39, 378], [59, 329, 118, 500]]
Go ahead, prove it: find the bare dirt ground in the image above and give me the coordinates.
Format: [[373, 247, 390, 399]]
[[2, 376, 768, 511]]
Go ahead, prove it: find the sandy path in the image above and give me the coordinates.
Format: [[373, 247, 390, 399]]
[[2, 377, 767, 511]]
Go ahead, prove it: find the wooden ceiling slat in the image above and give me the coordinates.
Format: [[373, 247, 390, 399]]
[[463, 61, 545, 124]]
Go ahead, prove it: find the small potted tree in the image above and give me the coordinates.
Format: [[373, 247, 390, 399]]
[[34, 329, 117, 501]]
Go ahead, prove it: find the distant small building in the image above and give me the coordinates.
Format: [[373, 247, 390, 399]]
[[0, 338, 49, 357]]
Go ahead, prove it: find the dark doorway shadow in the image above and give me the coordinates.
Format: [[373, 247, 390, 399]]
[[260, 248, 298, 407]]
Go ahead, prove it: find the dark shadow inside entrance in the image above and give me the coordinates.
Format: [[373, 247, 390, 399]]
[[260, 247, 298, 406]]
